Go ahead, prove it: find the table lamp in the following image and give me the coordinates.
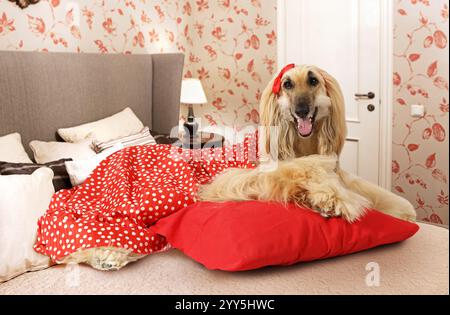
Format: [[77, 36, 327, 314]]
[[180, 79, 207, 140]]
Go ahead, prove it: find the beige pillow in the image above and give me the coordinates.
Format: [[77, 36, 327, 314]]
[[29, 140, 96, 164], [0, 167, 54, 283], [0, 133, 33, 163], [57, 107, 144, 144]]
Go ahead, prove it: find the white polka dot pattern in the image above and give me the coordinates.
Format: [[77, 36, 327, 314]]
[[34, 135, 258, 262]]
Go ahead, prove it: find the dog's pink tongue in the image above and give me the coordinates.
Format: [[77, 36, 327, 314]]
[[298, 118, 312, 136]]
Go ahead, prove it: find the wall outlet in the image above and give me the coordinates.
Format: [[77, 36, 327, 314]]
[[410, 104, 425, 118]]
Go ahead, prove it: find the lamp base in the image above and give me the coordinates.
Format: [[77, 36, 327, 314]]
[[183, 104, 199, 139]]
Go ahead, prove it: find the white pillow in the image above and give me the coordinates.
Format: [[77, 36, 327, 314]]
[[65, 144, 124, 186], [29, 139, 96, 164], [57, 107, 144, 144], [0, 133, 33, 163], [0, 167, 54, 282]]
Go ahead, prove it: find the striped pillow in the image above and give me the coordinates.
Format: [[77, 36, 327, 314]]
[[0, 159, 72, 192], [93, 127, 156, 153]]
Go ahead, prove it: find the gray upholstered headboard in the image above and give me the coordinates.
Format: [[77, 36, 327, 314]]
[[0, 51, 184, 155]]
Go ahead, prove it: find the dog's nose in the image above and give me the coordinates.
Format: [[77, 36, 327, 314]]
[[295, 105, 310, 119]]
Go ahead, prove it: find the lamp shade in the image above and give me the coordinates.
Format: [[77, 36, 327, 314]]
[[180, 79, 207, 104]]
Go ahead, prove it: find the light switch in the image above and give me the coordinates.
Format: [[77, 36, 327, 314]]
[[411, 104, 425, 118]]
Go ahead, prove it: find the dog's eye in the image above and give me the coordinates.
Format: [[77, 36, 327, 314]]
[[309, 77, 319, 87], [283, 80, 294, 90]]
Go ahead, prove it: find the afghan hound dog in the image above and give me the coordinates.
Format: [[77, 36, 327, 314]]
[[200, 64, 417, 223]]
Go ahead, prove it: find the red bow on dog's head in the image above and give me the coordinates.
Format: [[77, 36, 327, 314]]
[[272, 64, 296, 95]]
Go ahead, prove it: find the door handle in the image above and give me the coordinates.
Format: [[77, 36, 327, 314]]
[[354, 92, 375, 100]]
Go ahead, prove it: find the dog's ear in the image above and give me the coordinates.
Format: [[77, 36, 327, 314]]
[[259, 74, 298, 161], [259, 77, 279, 157], [317, 68, 347, 155]]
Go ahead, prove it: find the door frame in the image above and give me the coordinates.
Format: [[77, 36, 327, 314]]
[[276, 0, 393, 190]]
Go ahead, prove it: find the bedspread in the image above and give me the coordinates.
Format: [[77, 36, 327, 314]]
[[34, 138, 257, 263]]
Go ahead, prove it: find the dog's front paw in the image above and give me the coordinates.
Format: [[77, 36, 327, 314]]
[[308, 188, 368, 223], [309, 191, 341, 219], [333, 189, 370, 223]]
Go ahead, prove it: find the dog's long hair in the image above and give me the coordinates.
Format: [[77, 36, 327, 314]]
[[260, 66, 347, 160], [200, 65, 369, 222], [200, 65, 417, 223]]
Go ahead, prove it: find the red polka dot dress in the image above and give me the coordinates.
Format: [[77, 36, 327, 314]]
[[34, 136, 258, 262]]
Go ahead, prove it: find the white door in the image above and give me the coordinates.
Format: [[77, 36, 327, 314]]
[[278, 0, 389, 185]]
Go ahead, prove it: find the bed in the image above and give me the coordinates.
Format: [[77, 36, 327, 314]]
[[0, 223, 446, 295], [0, 51, 448, 295]]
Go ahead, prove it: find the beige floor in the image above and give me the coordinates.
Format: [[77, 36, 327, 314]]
[[0, 223, 448, 295]]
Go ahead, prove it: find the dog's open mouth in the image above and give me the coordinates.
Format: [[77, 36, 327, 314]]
[[294, 108, 318, 138]]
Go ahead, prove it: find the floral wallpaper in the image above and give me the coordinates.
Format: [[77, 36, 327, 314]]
[[180, 0, 277, 130], [393, 0, 449, 225], [0, 0, 277, 129], [2, 0, 447, 225]]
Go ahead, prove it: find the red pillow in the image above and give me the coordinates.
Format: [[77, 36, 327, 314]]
[[151, 201, 419, 271]]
